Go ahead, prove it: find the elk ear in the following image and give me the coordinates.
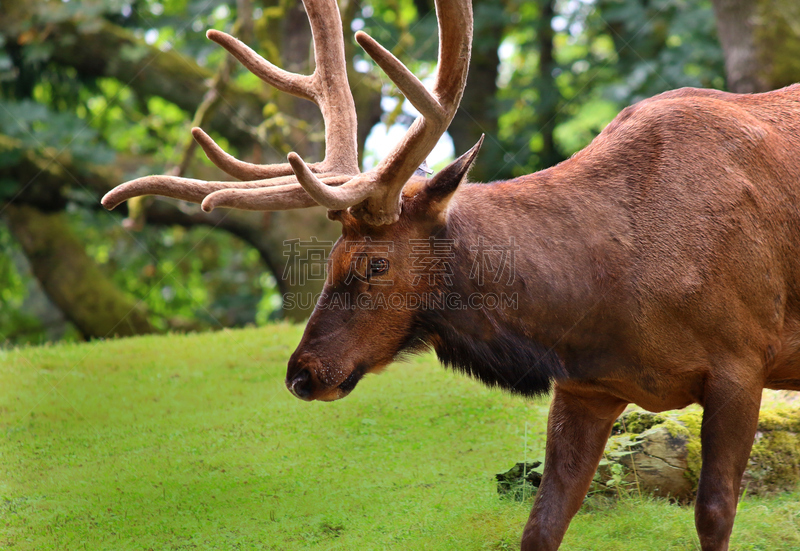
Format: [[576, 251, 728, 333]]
[[328, 208, 361, 232], [422, 134, 484, 205]]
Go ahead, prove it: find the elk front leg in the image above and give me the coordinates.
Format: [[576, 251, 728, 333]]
[[695, 378, 762, 551], [521, 385, 627, 551]]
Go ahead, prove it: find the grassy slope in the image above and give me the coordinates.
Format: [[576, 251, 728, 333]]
[[1, 325, 799, 550]]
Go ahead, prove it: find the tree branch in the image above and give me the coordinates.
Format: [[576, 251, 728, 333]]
[[4, 203, 154, 339], [2, 18, 269, 149]]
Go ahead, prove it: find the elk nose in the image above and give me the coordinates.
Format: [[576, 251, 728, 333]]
[[286, 369, 313, 400]]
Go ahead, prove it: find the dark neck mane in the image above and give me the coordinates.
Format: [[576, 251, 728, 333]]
[[399, 180, 569, 397], [408, 307, 567, 398]]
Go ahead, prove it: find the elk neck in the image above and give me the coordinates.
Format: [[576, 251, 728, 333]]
[[409, 166, 639, 397]]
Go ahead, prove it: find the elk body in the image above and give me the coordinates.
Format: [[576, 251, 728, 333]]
[[103, 0, 800, 548]]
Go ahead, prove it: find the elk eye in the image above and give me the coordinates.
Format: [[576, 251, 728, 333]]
[[369, 258, 389, 276]]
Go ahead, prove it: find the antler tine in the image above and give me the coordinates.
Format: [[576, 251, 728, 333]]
[[302, 0, 359, 174], [191, 127, 325, 181], [359, 0, 472, 224], [354, 31, 445, 121], [288, 0, 474, 225], [288, 152, 377, 210], [101, 173, 318, 211], [201, 175, 352, 212], [103, 0, 473, 224], [207, 29, 316, 101], [189, 30, 320, 180], [192, 3, 360, 181]]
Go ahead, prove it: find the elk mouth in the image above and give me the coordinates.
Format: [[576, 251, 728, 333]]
[[315, 363, 369, 401], [287, 361, 369, 402], [337, 364, 366, 394]]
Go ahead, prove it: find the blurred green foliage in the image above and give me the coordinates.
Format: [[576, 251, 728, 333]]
[[1, 0, 282, 345], [74, 209, 281, 332], [0, 0, 727, 346], [497, 0, 724, 176], [357, 0, 724, 178], [0, 224, 37, 343]]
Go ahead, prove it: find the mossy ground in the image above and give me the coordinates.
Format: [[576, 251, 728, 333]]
[[3, 326, 800, 549]]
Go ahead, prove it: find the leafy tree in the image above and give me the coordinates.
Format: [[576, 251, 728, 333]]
[[497, 0, 725, 178], [0, 0, 380, 343], [1, 0, 799, 346], [712, 0, 800, 93]]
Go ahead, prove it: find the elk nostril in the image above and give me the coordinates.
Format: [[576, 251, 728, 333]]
[[287, 369, 312, 399]]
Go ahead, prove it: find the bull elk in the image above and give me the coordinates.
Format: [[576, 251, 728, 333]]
[[102, 0, 800, 548]]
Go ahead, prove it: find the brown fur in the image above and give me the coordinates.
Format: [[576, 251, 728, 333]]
[[286, 85, 800, 550]]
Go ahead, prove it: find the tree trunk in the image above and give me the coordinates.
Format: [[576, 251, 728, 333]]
[[449, 0, 506, 182], [144, 202, 341, 322], [44, 20, 269, 150], [534, 0, 563, 170], [711, 0, 800, 93], [4, 204, 153, 339], [710, 0, 770, 93], [753, 0, 800, 89]]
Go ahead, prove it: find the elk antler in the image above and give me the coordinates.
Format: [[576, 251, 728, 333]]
[[102, 0, 473, 226]]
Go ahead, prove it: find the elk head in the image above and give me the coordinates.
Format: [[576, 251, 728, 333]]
[[286, 140, 484, 401], [102, 0, 476, 401]]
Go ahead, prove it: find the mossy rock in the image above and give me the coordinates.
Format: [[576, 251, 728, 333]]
[[595, 422, 693, 500], [744, 406, 800, 494], [611, 411, 667, 435], [594, 406, 800, 500], [496, 461, 543, 501], [498, 405, 800, 503]]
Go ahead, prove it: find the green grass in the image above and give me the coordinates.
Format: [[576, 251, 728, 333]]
[[2, 325, 800, 550]]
